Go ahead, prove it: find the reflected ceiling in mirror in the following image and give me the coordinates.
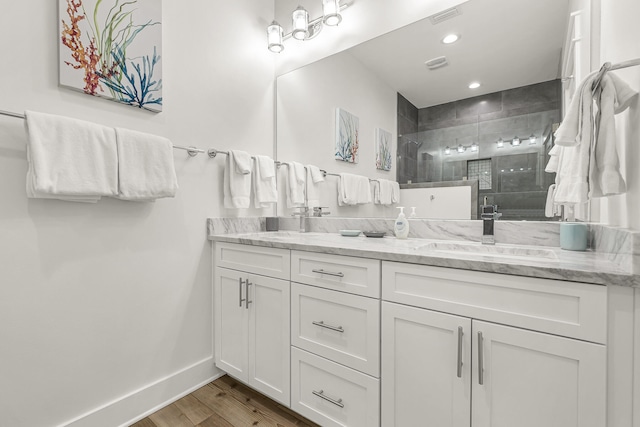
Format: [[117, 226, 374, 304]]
[[347, 0, 569, 108]]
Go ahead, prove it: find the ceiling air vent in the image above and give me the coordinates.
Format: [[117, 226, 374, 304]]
[[425, 56, 449, 70], [429, 7, 461, 25]]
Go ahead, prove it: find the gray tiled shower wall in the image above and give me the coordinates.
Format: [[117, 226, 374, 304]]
[[397, 80, 562, 220]]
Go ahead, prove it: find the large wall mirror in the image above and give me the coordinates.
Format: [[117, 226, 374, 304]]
[[276, 0, 574, 220]]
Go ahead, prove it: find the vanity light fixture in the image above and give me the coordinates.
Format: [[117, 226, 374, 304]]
[[468, 82, 481, 89], [441, 33, 460, 44], [529, 134, 537, 145], [470, 142, 478, 152], [444, 146, 451, 155], [457, 144, 466, 153], [267, 0, 353, 53], [496, 138, 504, 148], [511, 136, 521, 146]]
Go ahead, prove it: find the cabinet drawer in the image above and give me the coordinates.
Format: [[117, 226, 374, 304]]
[[291, 251, 381, 297], [291, 347, 380, 427], [292, 283, 380, 377], [382, 262, 607, 343], [214, 242, 290, 280]]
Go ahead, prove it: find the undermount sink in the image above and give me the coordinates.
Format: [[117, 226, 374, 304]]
[[416, 241, 558, 261]]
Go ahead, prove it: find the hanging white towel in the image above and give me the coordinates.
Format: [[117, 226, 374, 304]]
[[373, 179, 395, 205], [114, 128, 178, 201], [286, 162, 306, 208], [552, 73, 597, 207], [338, 173, 371, 206], [24, 110, 118, 200], [391, 181, 400, 204], [306, 165, 325, 208], [223, 150, 252, 208], [253, 155, 277, 208], [590, 73, 637, 197]]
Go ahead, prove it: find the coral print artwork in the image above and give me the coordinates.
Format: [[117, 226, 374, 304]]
[[59, 0, 163, 112], [335, 108, 359, 164]]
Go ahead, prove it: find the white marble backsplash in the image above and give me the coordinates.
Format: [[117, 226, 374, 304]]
[[207, 217, 266, 235], [279, 217, 561, 247]]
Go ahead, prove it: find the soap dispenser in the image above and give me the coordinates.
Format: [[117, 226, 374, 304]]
[[394, 207, 410, 239]]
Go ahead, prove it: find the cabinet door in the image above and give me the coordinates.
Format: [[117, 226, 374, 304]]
[[214, 267, 248, 381], [381, 302, 471, 427], [472, 320, 606, 427], [248, 273, 290, 406]]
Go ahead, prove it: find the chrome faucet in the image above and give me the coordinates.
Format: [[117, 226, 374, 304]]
[[292, 206, 310, 233], [312, 207, 331, 217], [481, 197, 502, 245]]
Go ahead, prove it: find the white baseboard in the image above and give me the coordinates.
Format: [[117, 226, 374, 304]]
[[60, 357, 224, 427]]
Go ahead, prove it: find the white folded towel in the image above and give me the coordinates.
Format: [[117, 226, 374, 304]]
[[286, 162, 306, 208], [223, 150, 252, 208], [338, 173, 372, 206], [114, 128, 178, 201], [306, 165, 325, 208], [253, 155, 277, 208], [373, 179, 395, 205], [25, 110, 118, 199]]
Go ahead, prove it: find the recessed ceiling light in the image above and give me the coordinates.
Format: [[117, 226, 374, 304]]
[[442, 34, 460, 44], [468, 82, 481, 89], [441, 34, 460, 44]]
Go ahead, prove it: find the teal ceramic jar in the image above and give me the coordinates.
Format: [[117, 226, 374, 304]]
[[559, 222, 589, 251]]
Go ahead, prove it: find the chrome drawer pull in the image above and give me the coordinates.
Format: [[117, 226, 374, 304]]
[[312, 389, 344, 408], [312, 320, 344, 333], [457, 326, 463, 378], [478, 331, 484, 385], [311, 268, 344, 278], [238, 278, 246, 307]]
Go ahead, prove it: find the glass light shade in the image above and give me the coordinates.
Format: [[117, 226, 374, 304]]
[[511, 137, 521, 146], [444, 146, 451, 155], [529, 134, 536, 144], [470, 142, 478, 152], [292, 6, 309, 40], [323, 0, 342, 26], [267, 21, 284, 53], [457, 144, 466, 153], [468, 82, 481, 89], [497, 138, 504, 148]]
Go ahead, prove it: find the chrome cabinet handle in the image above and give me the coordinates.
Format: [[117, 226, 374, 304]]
[[245, 280, 252, 309], [312, 320, 344, 333], [311, 268, 344, 278], [457, 326, 463, 378], [312, 389, 344, 408], [238, 278, 246, 307], [478, 331, 484, 385]]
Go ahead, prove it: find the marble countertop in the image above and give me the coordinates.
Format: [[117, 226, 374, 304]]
[[209, 231, 639, 288]]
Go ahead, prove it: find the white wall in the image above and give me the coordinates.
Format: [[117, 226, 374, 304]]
[[0, 1, 275, 426], [276, 51, 398, 218], [594, 0, 640, 230]]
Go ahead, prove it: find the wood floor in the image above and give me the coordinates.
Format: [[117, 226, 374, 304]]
[[130, 375, 319, 427]]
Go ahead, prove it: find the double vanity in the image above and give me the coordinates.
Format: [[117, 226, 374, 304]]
[[209, 219, 639, 427]]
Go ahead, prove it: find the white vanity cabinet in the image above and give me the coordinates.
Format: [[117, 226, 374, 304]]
[[213, 243, 291, 406], [290, 251, 381, 427], [381, 261, 607, 427]]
